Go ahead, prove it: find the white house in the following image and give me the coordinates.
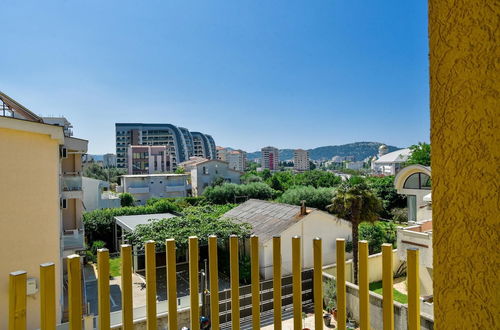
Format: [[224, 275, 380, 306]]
[[222, 199, 352, 279], [394, 165, 434, 302], [82, 177, 121, 211], [371, 147, 412, 176], [117, 173, 191, 205], [179, 158, 242, 196]]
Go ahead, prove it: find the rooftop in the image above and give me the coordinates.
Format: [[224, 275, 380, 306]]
[[121, 173, 189, 178], [222, 199, 313, 243], [114, 213, 177, 232], [374, 148, 411, 164]]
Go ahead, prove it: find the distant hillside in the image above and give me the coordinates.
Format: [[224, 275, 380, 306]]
[[246, 142, 400, 161]]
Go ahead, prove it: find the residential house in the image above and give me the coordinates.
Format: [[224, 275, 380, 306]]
[[179, 158, 242, 196], [117, 173, 191, 205], [222, 199, 352, 279], [82, 177, 121, 212], [371, 146, 411, 175]]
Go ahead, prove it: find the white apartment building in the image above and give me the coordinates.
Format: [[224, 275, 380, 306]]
[[293, 149, 310, 171], [218, 147, 247, 172], [261, 146, 279, 171], [117, 173, 191, 205], [179, 158, 242, 196]]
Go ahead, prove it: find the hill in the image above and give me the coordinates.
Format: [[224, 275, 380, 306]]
[[246, 142, 400, 161]]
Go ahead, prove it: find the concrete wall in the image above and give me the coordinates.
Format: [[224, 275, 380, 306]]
[[323, 273, 434, 330], [192, 161, 241, 196], [429, 1, 498, 328], [0, 122, 63, 329], [323, 249, 402, 284], [123, 175, 190, 204], [260, 210, 352, 279]]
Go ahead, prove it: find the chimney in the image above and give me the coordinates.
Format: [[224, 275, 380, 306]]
[[300, 200, 307, 216]]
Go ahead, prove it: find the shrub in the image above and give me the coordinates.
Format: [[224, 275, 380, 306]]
[[119, 193, 135, 207], [277, 186, 336, 210], [359, 221, 398, 254], [83, 199, 180, 251], [203, 183, 277, 204], [390, 208, 408, 223], [85, 240, 106, 263]]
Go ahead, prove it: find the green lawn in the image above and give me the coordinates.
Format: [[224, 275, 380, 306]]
[[109, 257, 121, 277], [369, 280, 408, 304]]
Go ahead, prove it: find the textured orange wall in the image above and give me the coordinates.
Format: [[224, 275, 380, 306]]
[[429, 1, 499, 328]]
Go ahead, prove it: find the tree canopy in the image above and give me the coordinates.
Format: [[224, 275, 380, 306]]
[[83, 163, 126, 184], [277, 186, 336, 210], [126, 204, 251, 250], [406, 142, 431, 166], [203, 182, 278, 204]]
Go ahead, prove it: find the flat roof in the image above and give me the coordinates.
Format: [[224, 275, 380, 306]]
[[114, 213, 177, 232]]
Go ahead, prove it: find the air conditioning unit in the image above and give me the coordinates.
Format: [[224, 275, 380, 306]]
[[60, 198, 68, 209], [60, 146, 68, 159]]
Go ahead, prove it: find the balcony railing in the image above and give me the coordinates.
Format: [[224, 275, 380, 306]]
[[7, 237, 424, 330], [62, 229, 85, 251], [62, 176, 82, 192]]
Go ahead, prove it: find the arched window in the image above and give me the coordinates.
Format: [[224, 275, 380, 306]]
[[403, 172, 431, 190]]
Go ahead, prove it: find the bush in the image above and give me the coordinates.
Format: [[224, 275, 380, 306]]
[[390, 208, 408, 223], [277, 186, 336, 210], [119, 193, 135, 207], [359, 221, 398, 254], [83, 199, 180, 251], [85, 240, 106, 263], [203, 183, 278, 204]]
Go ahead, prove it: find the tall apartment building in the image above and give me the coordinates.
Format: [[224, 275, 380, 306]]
[[293, 149, 310, 171], [217, 147, 247, 172], [0, 92, 87, 328], [103, 153, 117, 167], [115, 123, 216, 171], [127, 145, 169, 174], [261, 146, 279, 171]]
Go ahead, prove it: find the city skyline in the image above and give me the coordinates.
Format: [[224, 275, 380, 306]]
[[1, 1, 429, 154]]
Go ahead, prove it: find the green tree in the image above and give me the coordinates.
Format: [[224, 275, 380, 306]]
[[277, 186, 336, 210], [359, 221, 397, 254], [203, 182, 277, 204], [327, 182, 382, 284], [406, 142, 431, 166], [365, 176, 406, 218], [84, 163, 126, 184], [119, 193, 135, 207], [175, 167, 186, 174]]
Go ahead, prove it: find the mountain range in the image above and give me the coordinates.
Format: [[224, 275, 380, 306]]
[[246, 142, 400, 161]]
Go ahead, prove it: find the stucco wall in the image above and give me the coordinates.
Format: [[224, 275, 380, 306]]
[[429, 1, 499, 328], [260, 211, 352, 279], [0, 127, 62, 329]]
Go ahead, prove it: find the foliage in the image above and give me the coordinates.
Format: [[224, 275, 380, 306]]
[[277, 186, 336, 210], [359, 221, 398, 254], [390, 208, 408, 223], [83, 163, 126, 184], [119, 193, 135, 207], [365, 176, 406, 218], [125, 204, 251, 250], [174, 167, 186, 174], [85, 240, 106, 263], [210, 176, 226, 187], [327, 181, 382, 284], [406, 142, 431, 166], [324, 278, 337, 310], [238, 255, 251, 285], [146, 196, 207, 209], [83, 199, 180, 250], [203, 182, 278, 204], [241, 174, 263, 184]]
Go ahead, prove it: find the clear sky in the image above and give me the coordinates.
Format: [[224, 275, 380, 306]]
[[1, 0, 429, 154]]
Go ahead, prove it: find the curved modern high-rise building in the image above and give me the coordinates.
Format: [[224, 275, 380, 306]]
[[115, 123, 216, 170]]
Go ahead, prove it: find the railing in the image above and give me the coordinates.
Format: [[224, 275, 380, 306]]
[[7, 237, 422, 330], [62, 176, 82, 192]]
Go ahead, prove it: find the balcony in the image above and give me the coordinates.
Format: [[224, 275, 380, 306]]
[[62, 229, 85, 251], [397, 220, 433, 268], [61, 176, 83, 199], [165, 184, 189, 192], [127, 187, 150, 194]]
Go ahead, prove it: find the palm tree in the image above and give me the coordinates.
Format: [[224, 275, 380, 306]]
[[327, 179, 382, 284]]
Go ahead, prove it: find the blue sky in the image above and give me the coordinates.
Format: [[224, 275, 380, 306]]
[[1, 0, 429, 154]]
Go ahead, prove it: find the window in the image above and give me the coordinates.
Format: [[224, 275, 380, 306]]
[[407, 195, 417, 222], [403, 173, 431, 190]]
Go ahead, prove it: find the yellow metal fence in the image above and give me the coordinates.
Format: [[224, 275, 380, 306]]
[[8, 236, 420, 330]]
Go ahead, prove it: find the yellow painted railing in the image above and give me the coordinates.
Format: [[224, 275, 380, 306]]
[[7, 236, 421, 329]]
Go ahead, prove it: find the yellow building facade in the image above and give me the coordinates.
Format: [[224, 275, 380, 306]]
[[0, 117, 65, 329], [429, 1, 499, 328]]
